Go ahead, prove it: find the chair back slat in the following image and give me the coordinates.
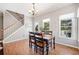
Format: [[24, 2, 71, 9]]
[[35, 32, 44, 43], [29, 32, 35, 40], [29, 32, 35, 36]]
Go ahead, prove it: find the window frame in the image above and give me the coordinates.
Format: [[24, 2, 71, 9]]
[[59, 13, 75, 39], [42, 18, 50, 31]]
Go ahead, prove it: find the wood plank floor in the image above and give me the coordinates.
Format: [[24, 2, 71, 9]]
[[3, 39, 79, 55]]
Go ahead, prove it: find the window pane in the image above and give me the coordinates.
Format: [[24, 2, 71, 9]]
[[44, 22, 49, 30], [59, 13, 74, 38], [42, 18, 50, 31]]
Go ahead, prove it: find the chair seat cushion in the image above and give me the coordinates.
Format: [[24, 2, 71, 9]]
[[36, 41, 47, 47]]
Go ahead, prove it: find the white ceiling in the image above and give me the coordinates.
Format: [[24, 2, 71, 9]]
[[0, 3, 72, 17]]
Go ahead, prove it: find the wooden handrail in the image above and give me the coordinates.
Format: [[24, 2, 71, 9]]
[[4, 19, 24, 31], [7, 10, 24, 24], [0, 19, 24, 31], [0, 10, 24, 31]]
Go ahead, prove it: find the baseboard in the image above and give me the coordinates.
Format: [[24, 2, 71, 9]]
[[56, 42, 79, 50], [3, 38, 27, 44]]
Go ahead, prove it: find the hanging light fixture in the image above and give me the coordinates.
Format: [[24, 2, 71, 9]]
[[29, 3, 38, 16], [29, 3, 38, 32]]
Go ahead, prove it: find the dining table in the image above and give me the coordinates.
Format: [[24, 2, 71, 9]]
[[29, 32, 55, 49], [29, 31, 55, 55], [43, 34, 55, 49]]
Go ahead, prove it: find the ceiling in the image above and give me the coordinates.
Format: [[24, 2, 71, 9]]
[[0, 3, 72, 17]]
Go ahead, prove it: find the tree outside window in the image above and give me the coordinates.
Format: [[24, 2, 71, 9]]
[[59, 13, 74, 38], [40, 18, 50, 31]]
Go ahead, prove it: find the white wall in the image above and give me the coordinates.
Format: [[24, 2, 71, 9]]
[[0, 3, 33, 43], [35, 4, 79, 48], [77, 4, 79, 47], [3, 11, 23, 38], [3, 10, 25, 43], [3, 12, 32, 43], [3, 26, 25, 43], [3, 13, 32, 43], [24, 15, 32, 39]]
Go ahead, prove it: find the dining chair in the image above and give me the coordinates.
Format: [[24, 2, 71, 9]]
[[42, 31, 53, 49], [35, 32, 49, 55], [29, 32, 35, 48]]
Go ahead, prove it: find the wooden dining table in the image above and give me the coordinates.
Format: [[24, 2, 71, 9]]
[[29, 32, 55, 49], [43, 34, 55, 49], [29, 32, 55, 55], [35, 32, 55, 49]]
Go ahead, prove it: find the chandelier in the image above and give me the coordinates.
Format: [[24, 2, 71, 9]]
[[29, 3, 38, 16]]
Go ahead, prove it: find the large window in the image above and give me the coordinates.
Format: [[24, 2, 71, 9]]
[[59, 13, 74, 38], [77, 8, 79, 41]]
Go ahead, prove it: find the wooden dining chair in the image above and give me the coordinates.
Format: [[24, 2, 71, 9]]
[[42, 31, 53, 49], [35, 32, 49, 55], [29, 32, 35, 48]]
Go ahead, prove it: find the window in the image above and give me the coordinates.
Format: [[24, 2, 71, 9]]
[[59, 13, 74, 38], [77, 8, 79, 41], [43, 18, 50, 31]]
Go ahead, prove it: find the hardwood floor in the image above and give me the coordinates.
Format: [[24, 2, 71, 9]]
[[3, 39, 79, 55]]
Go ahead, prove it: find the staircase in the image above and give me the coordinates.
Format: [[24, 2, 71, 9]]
[[6, 10, 24, 25], [0, 10, 25, 55], [3, 10, 24, 42]]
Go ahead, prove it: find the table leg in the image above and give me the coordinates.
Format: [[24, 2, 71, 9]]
[[53, 37, 55, 49]]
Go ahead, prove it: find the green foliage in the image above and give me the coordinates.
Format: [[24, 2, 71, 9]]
[[44, 22, 49, 31]]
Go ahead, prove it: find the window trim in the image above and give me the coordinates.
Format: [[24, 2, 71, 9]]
[[59, 13, 74, 39], [42, 18, 50, 31]]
